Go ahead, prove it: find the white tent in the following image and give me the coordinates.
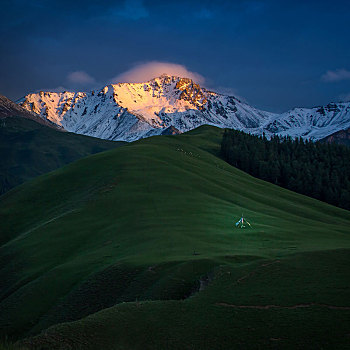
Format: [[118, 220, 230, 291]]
[[235, 215, 252, 229]]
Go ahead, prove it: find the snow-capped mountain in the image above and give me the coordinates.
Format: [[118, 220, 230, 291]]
[[18, 75, 350, 142]]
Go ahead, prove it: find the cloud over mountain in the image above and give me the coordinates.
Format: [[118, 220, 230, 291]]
[[67, 71, 96, 85], [112, 62, 205, 84]]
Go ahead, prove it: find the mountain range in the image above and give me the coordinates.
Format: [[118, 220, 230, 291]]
[[18, 74, 350, 142], [1, 78, 350, 349]]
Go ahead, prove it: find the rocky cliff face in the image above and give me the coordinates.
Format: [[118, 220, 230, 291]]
[[320, 128, 350, 146], [18, 75, 350, 142], [0, 94, 60, 129]]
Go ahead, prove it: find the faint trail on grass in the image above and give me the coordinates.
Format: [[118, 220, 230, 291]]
[[217, 258, 350, 311], [236, 260, 280, 284], [215, 303, 350, 310], [3, 209, 77, 246]]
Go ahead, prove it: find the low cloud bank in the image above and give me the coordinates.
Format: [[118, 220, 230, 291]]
[[322, 69, 350, 82], [111, 61, 205, 84]]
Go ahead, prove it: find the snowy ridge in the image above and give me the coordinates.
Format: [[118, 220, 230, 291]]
[[18, 75, 350, 141], [262, 103, 350, 140]]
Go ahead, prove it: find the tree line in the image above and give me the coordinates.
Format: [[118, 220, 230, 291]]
[[221, 129, 350, 210]]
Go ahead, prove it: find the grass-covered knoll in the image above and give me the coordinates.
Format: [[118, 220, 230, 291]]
[[0, 116, 123, 195], [0, 126, 349, 349]]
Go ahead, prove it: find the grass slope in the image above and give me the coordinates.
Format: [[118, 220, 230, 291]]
[[0, 126, 349, 349], [0, 116, 123, 195]]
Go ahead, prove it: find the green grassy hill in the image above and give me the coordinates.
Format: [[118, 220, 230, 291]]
[[0, 126, 349, 349], [0, 116, 123, 195]]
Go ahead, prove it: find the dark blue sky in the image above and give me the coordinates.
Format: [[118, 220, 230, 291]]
[[1, 0, 349, 112]]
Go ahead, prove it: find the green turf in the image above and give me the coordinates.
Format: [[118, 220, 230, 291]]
[[0, 125, 349, 349], [0, 116, 123, 195]]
